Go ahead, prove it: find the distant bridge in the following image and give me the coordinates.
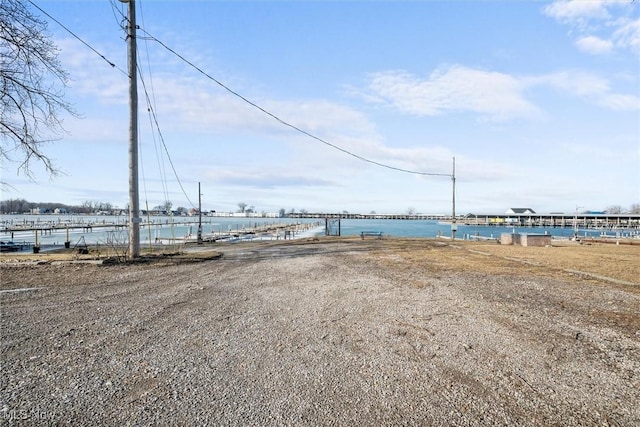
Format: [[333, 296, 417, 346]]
[[288, 212, 449, 220]]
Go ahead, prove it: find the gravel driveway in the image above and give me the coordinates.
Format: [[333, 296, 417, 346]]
[[2, 240, 639, 425]]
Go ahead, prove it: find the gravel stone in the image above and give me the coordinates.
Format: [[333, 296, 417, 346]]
[[1, 240, 639, 426]]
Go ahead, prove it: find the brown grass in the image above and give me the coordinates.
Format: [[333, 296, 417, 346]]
[[360, 238, 640, 287], [2, 237, 638, 288]]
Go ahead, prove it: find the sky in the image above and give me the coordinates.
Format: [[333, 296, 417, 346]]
[[1, 0, 639, 215]]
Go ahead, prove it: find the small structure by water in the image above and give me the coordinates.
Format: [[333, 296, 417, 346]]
[[500, 233, 552, 247]]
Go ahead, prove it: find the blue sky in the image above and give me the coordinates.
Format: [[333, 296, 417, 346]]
[[2, 0, 639, 214]]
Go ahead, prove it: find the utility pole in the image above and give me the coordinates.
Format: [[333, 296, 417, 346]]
[[573, 205, 583, 240], [122, 0, 140, 258], [197, 182, 203, 244], [451, 156, 457, 240]]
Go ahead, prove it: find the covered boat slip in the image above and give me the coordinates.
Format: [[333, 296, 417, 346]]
[[459, 213, 640, 230]]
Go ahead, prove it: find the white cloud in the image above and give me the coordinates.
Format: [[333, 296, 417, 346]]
[[530, 70, 610, 97], [543, 0, 610, 25], [205, 169, 336, 189], [529, 70, 640, 111], [363, 66, 639, 121], [57, 38, 128, 104], [543, 1, 639, 54], [612, 17, 640, 53], [597, 92, 640, 111], [365, 66, 539, 121], [575, 35, 613, 54]]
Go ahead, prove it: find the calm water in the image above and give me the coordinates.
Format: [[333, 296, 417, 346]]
[[337, 219, 619, 239], [2, 214, 631, 250], [1, 215, 319, 247]]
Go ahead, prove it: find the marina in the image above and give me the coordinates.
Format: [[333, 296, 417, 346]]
[[0, 215, 324, 251], [1, 212, 639, 253], [290, 212, 640, 230]]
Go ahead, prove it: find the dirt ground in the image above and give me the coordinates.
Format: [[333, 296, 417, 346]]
[[1, 238, 639, 425]]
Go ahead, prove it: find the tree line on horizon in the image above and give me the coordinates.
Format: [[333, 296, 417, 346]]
[[0, 199, 116, 215], [2, 198, 640, 216], [0, 199, 197, 216]]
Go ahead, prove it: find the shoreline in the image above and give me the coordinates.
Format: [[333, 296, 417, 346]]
[[3, 227, 640, 258]]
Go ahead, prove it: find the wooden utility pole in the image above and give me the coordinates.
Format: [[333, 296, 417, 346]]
[[123, 0, 140, 258], [451, 157, 457, 240], [197, 182, 203, 244]]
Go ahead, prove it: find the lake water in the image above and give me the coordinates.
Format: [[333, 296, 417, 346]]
[[2, 214, 631, 251], [337, 218, 624, 239], [1, 215, 321, 247]]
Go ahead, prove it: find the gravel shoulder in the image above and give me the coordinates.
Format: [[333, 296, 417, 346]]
[[1, 238, 639, 425]]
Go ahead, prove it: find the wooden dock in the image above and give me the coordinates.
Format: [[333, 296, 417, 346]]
[[1, 220, 209, 235], [288, 212, 640, 230], [154, 222, 321, 244]]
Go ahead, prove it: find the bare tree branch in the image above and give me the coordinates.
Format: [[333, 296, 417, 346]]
[[1, 0, 78, 180]]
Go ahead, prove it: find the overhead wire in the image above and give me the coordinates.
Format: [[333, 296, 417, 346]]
[[32, 0, 197, 209], [110, 0, 151, 211], [137, 0, 176, 210], [107, 0, 126, 33], [27, 0, 128, 77], [29, 0, 453, 206], [137, 28, 453, 179], [136, 66, 197, 208]]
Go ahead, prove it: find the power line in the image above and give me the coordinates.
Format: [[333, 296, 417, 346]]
[[30, 1, 195, 208], [136, 64, 197, 208], [137, 0, 174, 210], [27, 0, 128, 77], [30, 0, 452, 180], [138, 28, 452, 178]]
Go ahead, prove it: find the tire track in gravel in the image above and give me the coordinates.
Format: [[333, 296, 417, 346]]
[[2, 240, 639, 426]]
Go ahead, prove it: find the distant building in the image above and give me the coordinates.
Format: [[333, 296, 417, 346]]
[[505, 208, 536, 214]]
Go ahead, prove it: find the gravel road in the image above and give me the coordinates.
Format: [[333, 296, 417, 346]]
[[1, 239, 639, 426]]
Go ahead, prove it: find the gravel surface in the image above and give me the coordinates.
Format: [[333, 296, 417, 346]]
[[1, 239, 639, 425]]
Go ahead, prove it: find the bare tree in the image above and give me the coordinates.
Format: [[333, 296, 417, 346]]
[[1, 0, 77, 178], [237, 202, 247, 213], [605, 205, 623, 214], [97, 201, 113, 212], [0, 197, 30, 213], [81, 200, 96, 213]]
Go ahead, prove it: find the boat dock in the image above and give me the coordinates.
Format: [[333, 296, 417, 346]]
[[458, 213, 640, 230], [1, 219, 210, 236], [155, 221, 322, 244], [288, 212, 640, 230]]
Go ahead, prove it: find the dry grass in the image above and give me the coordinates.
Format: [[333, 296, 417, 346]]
[[361, 238, 640, 287], [0, 245, 222, 266], [2, 236, 638, 287]]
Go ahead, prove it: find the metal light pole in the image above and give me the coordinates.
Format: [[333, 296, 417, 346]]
[[122, 0, 140, 258]]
